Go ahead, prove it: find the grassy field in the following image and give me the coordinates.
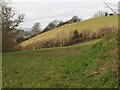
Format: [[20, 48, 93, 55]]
[[3, 32, 118, 88], [21, 15, 118, 47]]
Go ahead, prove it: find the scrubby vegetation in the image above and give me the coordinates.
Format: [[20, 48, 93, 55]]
[[20, 26, 117, 50]]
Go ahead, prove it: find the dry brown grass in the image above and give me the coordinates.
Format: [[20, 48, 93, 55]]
[[19, 15, 118, 50], [19, 26, 117, 50], [97, 26, 117, 38], [21, 15, 118, 47]]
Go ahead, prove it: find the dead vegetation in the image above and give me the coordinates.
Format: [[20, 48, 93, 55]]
[[17, 26, 117, 50]]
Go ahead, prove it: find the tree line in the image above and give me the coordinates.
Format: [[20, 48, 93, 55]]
[[18, 16, 81, 44]]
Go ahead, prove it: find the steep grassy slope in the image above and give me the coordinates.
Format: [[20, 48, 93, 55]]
[[3, 32, 118, 88], [20, 15, 118, 47]]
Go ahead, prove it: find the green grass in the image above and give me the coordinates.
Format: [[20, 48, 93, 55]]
[[3, 33, 118, 88], [21, 15, 118, 47]]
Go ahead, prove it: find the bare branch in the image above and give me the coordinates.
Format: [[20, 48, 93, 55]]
[[2, 1, 25, 31], [103, 1, 117, 14]]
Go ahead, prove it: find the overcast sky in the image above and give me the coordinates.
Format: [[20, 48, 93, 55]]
[[11, 0, 119, 31]]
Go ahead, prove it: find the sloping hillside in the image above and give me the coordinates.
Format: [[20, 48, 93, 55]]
[[20, 15, 118, 48], [3, 32, 118, 88]]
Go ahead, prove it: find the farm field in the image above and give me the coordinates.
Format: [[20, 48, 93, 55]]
[[3, 32, 118, 88]]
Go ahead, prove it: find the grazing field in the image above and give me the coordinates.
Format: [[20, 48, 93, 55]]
[[3, 32, 118, 88], [20, 15, 118, 47]]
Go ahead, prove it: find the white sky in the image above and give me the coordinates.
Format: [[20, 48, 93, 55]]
[[13, 0, 119, 3], [11, 0, 119, 31]]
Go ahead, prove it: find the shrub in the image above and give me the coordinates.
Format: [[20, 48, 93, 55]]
[[16, 36, 25, 44], [54, 40, 60, 47], [81, 29, 92, 40], [97, 26, 115, 38], [2, 30, 16, 52], [23, 43, 34, 50], [34, 41, 42, 49], [72, 29, 80, 39], [15, 45, 23, 51], [89, 32, 97, 39]]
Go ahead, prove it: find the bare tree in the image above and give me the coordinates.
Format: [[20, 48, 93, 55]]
[[42, 20, 61, 32], [51, 19, 61, 27], [31, 22, 41, 35], [93, 11, 109, 17], [1, 1, 24, 31], [103, 0, 118, 14], [1, 0, 25, 52]]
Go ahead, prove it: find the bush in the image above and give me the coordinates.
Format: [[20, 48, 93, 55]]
[[89, 32, 97, 39], [81, 29, 92, 40], [16, 36, 25, 44], [15, 45, 23, 51], [72, 29, 80, 39], [97, 26, 115, 38], [23, 43, 34, 50], [2, 30, 16, 52]]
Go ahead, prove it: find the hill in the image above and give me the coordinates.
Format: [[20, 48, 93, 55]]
[[20, 15, 118, 49], [3, 32, 118, 88]]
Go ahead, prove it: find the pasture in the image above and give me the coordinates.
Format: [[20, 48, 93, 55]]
[[3, 33, 118, 88]]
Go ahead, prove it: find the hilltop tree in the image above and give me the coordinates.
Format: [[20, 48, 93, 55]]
[[43, 20, 61, 32], [93, 11, 109, 17], [47, 19, 61, 29], [65, 15, 81, 24], [42, 16, 81, 33], [57, 21, 64, 27], [1, 0, 25, 52], [42, 23, 55, 32], [51, 19, 61, 27], [31, 22, 41, 35], [70, 15, 81, 22]]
